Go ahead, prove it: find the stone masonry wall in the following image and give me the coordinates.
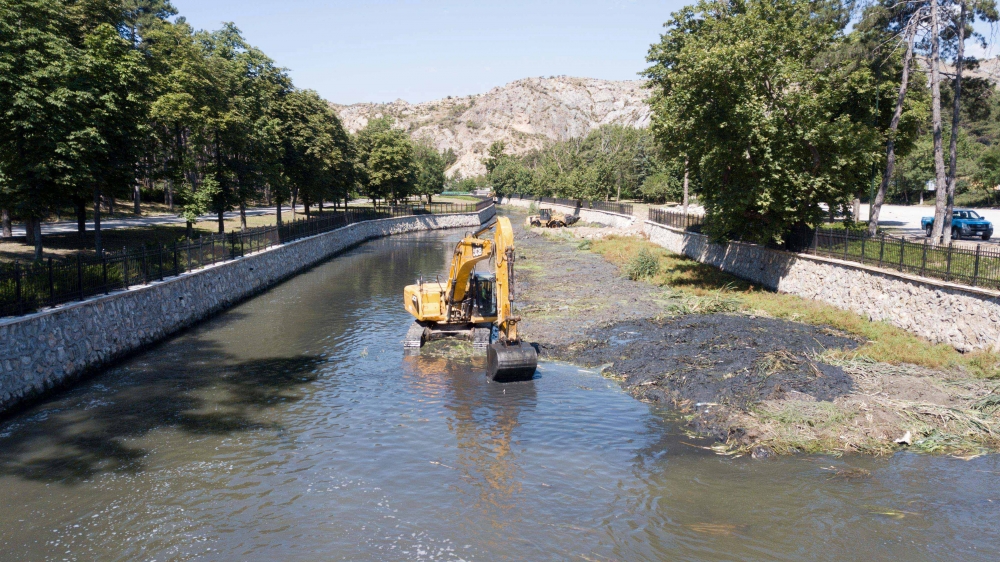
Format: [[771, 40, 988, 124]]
[[644, 220, 1000, 352], [500, 197, 635, 228], [0, 206, 496, 414]]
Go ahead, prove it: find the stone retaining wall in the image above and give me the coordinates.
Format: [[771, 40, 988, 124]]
[[644, 220, 1000, 352], [0, 206, 496, 414], [500, 197, 635, 228]]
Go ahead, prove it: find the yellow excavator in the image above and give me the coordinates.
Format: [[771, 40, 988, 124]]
[[402, 217, 538, 382]]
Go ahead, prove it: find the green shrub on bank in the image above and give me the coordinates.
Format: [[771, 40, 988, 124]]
[[625, 248, 659, 280]]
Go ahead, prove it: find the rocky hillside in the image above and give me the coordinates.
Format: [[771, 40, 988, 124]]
[[333, 76, 652, 178]]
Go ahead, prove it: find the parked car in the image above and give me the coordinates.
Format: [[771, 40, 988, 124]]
[[921, 209, 993, 240]]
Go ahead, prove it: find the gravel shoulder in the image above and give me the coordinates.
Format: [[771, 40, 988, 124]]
[[508, 207, 1000, 457]]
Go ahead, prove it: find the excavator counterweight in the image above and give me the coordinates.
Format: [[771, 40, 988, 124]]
[[402, 217, 537, 382]]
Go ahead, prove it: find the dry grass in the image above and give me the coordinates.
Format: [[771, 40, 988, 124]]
[[588, 235, 1000, 379]]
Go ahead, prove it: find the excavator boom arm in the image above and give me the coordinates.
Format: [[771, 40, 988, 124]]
[[493, 217, 518, 342]]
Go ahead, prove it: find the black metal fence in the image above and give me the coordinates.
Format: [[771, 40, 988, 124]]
[[647, 207, 1000, 290], [0, 199, 491, 319], [648, 208, 705, 230], [508, 194, 634, 217], [812, 228, 1000, 289]]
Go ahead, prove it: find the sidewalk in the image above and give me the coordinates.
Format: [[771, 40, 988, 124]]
[[8, 206, 306, 237]]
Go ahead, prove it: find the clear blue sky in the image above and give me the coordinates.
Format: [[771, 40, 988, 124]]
[[169, 0, 689, 104]]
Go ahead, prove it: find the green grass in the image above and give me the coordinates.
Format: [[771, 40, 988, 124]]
[[588, 235, 1000, 378]]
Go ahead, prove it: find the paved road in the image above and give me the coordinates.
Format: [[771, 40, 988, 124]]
[[861, 203, 1000, 245], [8, 206, 307, 237]]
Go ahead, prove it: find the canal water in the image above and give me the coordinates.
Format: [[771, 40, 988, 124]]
[[1, 230, 998, 561]]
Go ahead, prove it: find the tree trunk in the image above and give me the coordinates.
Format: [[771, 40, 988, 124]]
[[318, 199, 323, 215], [76, 199, 87, 239], [24, 217, 35, 245], [133, 184, 141, 215], [108, 194, 116, 216], [217, 210, 224, 234], [291, 188, 298, 219], [929, 0, 949, 242], [32, 219, 42, 261], [682, 157, 690, 214], [239, 201, 247, 230], [869, 23, 917, 236], [942, 1, 967, 244], [1, 208, 10, 239], [93, 187, 103, 257], [276, 202, 282, 226], [304, 201, 311, 220], [186, 221, 193, 240]]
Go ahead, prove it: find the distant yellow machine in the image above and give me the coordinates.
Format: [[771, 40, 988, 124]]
[[526, 208, 579, 228], [403, 217, 537, 382]]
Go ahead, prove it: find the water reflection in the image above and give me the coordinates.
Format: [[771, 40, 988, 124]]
[[404, 347, 537, 527]]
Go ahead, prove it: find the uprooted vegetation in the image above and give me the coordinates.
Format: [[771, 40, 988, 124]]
[[517, 220, 1000, 456]]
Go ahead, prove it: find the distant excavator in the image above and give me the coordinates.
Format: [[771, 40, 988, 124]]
[[526, 208, 579, 228], [402, 217, 537, 382]]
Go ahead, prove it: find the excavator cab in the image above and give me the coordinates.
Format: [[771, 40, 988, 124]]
[[471, 273, 497, 318]]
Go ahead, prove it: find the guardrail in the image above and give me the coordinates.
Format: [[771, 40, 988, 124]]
[[508, 194, 634, 217], [0, 199, 491, 319], [648, 207, 705, 230]]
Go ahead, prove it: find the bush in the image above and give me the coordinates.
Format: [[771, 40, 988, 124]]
[[625, 248, 660, 280]]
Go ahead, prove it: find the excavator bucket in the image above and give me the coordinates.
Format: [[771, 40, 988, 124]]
[[486, 341, 538, 382]]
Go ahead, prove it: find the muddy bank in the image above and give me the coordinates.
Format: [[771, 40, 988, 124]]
[[509, 208, 1000, 456], [514, 225, 664, 348]]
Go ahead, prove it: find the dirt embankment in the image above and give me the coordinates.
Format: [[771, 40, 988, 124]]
[[509, 209, 1000, 457]]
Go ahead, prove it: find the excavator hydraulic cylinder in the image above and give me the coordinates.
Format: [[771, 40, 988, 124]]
[[486, 341, 538, 382]]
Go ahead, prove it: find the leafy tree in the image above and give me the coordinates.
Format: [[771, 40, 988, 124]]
[[487, 157, 532, 198], [355, 118, 415, 205], [644, 0, 899, 244], [70, 22, 148, 255], [0, 0, 81, 259], [412, 140, 447, 203], [177, 176, 219, 238], [484, 141, 507, 175]]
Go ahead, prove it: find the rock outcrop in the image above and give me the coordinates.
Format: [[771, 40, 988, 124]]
[[333, 76, 652, 177]]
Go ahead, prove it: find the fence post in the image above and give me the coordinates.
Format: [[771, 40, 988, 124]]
[[102, 254, 108, 294], [843, 229, 849, 260], [859, 233, 866, 264], [973, 244, 982, 287], [878, 234, 885, 268], [158, 245, 164, 281], [141, 248, 149, 285], [14, 261, 22, 315], [48, 257, 54, 304], [921, 240, 928, 277], [173, 243, 179, 276], [898, 237, 905, 271], [77, 253, 84, 300], [945, 242, 953, 281], [123, 248, 130, 289]]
